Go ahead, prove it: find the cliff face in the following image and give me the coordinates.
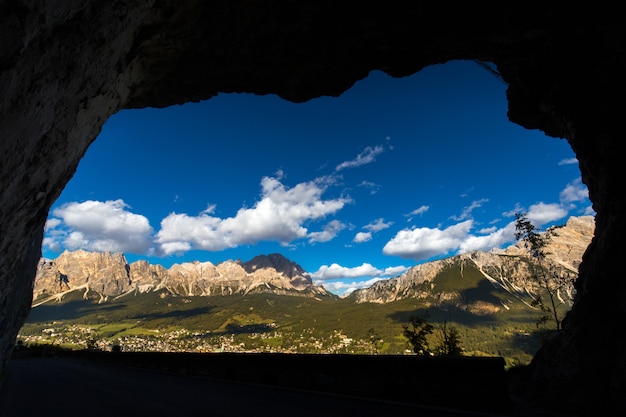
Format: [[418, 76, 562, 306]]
[[1, 2, 624, 415], [350, 216, 594, 305], [33, 251, 330, 302], [35, 251, 132, 299]]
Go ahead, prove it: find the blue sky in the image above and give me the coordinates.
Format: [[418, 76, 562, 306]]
[[42, 60, 593, 296]]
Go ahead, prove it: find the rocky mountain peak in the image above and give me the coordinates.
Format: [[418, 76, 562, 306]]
[[502, 215, 594, 272], [33, 251, 329, 302], [243, 253, 308, 279], [36, 250, 132, 300], [350, 215, 595, 305]]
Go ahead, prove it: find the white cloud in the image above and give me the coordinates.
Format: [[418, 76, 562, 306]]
[[382, 220, 473, 261], [560, 178, 589, 206], [335, 145, 384, 171], [357, 180, 381, 195], [478, 225, 497, 234], [558, 157, 578, 165], [451, 198, 489, 221], [318, 277, 385, 297], [42, 236, 62, 252], [308, 220, 346, 243], [382, 202, 569, 262], [159, 241, 192, 255], [45, 199, 154, 254], [311, 262, 382, 280], [202, 204, 217, 215], [384, 199, 571, 262], [352, 218, 392, 244], [383, 265, 410, 276], [44, 218, 61, 230], [156, 175, 350, 255], [405, 205, 429, 222], [310, 262, 409, 291], [353, 232, 372, 243], [363, 218, 392, 232], [458, 221, 517, 253], [526, 202, 568, 226], [453, 196, 579, 256], [313, 261, 409, 297], [584, 206, 595, 215], [408, 205, 429, 217]]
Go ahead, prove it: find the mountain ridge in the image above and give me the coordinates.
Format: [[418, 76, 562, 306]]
[[349, 215, 594, 308], [34, 252, 332, 305], [34, 215, 594, 306]]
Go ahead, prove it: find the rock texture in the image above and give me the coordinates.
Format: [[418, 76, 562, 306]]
[[34, 216, 593, 309], [33, 251, 329, 302], [0, 2, 624, 415], [34, 251, 132, 301], [350, 216, 594, 305]]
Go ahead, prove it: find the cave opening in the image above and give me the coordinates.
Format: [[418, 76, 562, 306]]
[[30, 59, 592, 362]]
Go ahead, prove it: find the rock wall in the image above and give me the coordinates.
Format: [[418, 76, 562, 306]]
[[1, 2, 624, 415]]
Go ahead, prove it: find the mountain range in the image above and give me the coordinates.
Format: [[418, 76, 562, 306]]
[[34, 251, 331, 305], [33, 215, 594, 308]]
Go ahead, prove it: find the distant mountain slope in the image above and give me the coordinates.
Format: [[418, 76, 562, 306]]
[[348, 216, 594, 310], [24, 216, 594, 364], [34, 216, 593, 310], [33, 252, 332, 304]]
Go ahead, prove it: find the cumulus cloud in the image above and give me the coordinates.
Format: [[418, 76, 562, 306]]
[[42, 235, 62, 253], [155, 175, 350, 255], [44, 218, 61, 230], [352, 218, 392, 244], [560, 178, 589, 206], [458, 201, 570, 254], [310, 262, 408, 280], [308, 220, 346, 243], [318, 277, 384, 297], [311, 263, 381, 280], [311, 262, 408, 296], [383, 265, 410, 276], [383, 197, 574, 262], [525, 202, 568, 226], [335, 145, 384, 171], [382, 220, 474, 261], [44, 199, 154, 254], [458, 222, 517, 253], [353, 232, 372, 243]]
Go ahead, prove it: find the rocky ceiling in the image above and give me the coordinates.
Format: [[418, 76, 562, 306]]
[[1, 2, 624, 415]]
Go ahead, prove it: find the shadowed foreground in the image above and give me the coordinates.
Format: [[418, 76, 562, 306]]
[[0, 356, 519, 417]]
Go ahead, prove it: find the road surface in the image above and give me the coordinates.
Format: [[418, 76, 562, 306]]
[[0, 357, 510, 417]]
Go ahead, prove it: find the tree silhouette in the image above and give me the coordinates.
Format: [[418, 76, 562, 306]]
[[402, 313, 434, 355], [514, 212, 572, 331], [435, 318, 463, 356]]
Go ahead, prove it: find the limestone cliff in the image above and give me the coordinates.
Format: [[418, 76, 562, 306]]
[[34, 251, 132, 300], [33, 251, 331, 302]]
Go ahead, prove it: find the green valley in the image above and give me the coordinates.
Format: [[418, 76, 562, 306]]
[[19, 286, 550, 368]]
